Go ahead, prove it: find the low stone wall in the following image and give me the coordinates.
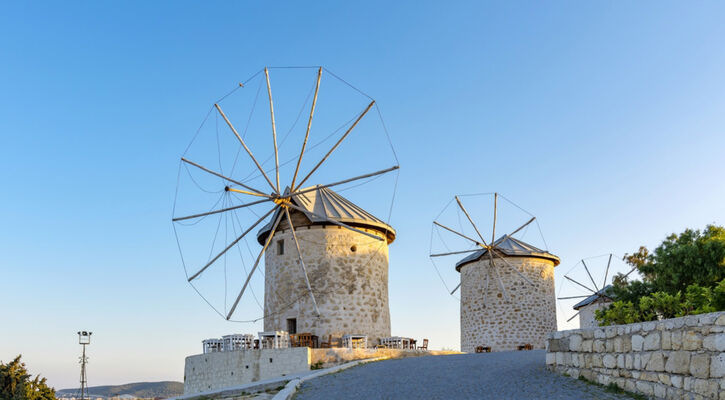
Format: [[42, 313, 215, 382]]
[[183, 347, 460, 396], [184, 348, 310, 395], [546, 311, 725, 399]]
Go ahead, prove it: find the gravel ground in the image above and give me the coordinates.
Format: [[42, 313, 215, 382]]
[[294, 350, 635, 400]]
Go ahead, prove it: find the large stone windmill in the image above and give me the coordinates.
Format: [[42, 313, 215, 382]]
[[258, 185, 395, 343], [172, 67, 399, 343], [430, 193, 559, 352]]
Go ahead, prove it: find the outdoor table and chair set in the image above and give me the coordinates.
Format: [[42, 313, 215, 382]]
[[203, 332, 428, 353]]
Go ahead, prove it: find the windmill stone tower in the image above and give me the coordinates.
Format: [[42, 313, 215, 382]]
[[258, 185, 395, 344], [456, 236, 559, 352]]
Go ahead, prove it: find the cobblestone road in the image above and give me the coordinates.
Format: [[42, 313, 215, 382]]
[[294, 350, 635, 399]]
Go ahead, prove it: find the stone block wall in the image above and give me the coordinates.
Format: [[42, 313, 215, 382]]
[[264, 225, 391, 344], [460, 257, 556, 352], [546, 312, 725, 399], [183, 348, 310, 395]]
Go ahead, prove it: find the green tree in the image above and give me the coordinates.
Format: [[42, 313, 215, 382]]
[[596, 224, 725, 325], [638, 225, 725, 293], [0, 356, 56, 400]]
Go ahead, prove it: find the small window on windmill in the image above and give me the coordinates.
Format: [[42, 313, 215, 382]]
[[287, 318, 297, 334], [277, 239, 284, 255]]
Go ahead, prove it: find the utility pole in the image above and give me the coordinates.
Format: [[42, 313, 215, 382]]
[[77, 331, 92, 400]]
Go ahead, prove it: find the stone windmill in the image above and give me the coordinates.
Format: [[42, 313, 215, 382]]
[[430, 193, 559, 352], [557, 254, 637, 328], [172, 67, 399, 343], [258, 185, 395, 343]]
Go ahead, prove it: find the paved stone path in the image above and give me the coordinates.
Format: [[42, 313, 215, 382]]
[[294, 350, 635, 399]]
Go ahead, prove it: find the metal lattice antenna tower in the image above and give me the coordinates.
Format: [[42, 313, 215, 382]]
[[77, 331, 92, 400]]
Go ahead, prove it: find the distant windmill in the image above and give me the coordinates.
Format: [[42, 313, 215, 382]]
[[557, 254, 638, 328]]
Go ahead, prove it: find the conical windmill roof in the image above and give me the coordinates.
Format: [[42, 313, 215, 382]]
[[573, 285, 614, 310], [257, 185, 395, 245], [455, 235, 560, 272]]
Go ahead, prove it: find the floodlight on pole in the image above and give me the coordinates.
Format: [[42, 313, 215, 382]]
[[77, 331, 92, 400]]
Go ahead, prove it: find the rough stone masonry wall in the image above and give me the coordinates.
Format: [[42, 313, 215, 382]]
[[264, 225, 391, 344], [183, 348, 310, 395], [460, 257, 556, 353], [546, 311, 725, 400]]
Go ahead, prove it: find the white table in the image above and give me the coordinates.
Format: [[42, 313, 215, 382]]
[[258, 331, 290, 349], [342, 334, 368, 349], [222, 334, 255, 351], [380, 336, 413, 349]]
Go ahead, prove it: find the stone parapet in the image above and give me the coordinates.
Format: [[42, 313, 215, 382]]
[[546, 312, 725, 399]]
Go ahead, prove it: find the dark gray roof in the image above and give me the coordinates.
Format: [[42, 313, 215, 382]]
[[573, 285, 613, 310], [257, 185, 395, 245], [455, 235, 560, 272]]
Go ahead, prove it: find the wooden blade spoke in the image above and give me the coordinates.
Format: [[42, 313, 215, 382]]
[[173, 197, 273, 222], [491, 193, 498, 244], [455, 196, 488, 246], [290, 166, 399, 197], [188, 207, 277, 282], [181, 157, 267, 197], [603, 254, 613, 289], [564, 275, 596, 293], [215, 103, 278, 193], [492, 251, 534, 286], [296, 100, 375, 189], [285, 202, 385, 242], [482, 265, 490, 307], [450, 282, 462, 295], [291, 67, 322, 191], [508, 217, 536, 237], [557, 295, 591, 300], [264, 68, 280, 193], [488, 253, 509, 302], [430, 249, 481, 258], [567, 311, 580, 322], [433, 221, 485, 247], [581, 260, 600, 292], [226, 210, 283, 320], [284, 208, 320, 316]]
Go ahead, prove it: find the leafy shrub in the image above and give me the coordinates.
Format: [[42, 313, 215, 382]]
[[595, 225, 725, 326]]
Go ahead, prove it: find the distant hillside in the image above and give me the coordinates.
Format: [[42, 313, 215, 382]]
[[57, 381, 183, 399]]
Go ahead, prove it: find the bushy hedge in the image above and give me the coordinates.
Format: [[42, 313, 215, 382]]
[[595, 225, 725, 326], [596, 279, 725, 325]]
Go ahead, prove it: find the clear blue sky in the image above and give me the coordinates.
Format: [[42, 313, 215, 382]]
[[2, 1, 724, 390]]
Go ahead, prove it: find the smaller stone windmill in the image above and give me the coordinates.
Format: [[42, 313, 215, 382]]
[[430, 193, 559, 352], [557, 254, 637, 328]]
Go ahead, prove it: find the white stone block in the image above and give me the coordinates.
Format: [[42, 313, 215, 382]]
[[643, 332, 661, 351], [682, 330, 702, 351], [665, 351, 690, 374], [646, 352, 665, 372], [546, 352, 556, 365], [690, 353, 710, 379], [710, 352, 725, 378], [632, 334, 644, 351], [569, 334, 582, 352], [603, 354, 617, 368], [703, 333, 725, 351], [636, 381, 654, 396], [654, 383, 667, 399]]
